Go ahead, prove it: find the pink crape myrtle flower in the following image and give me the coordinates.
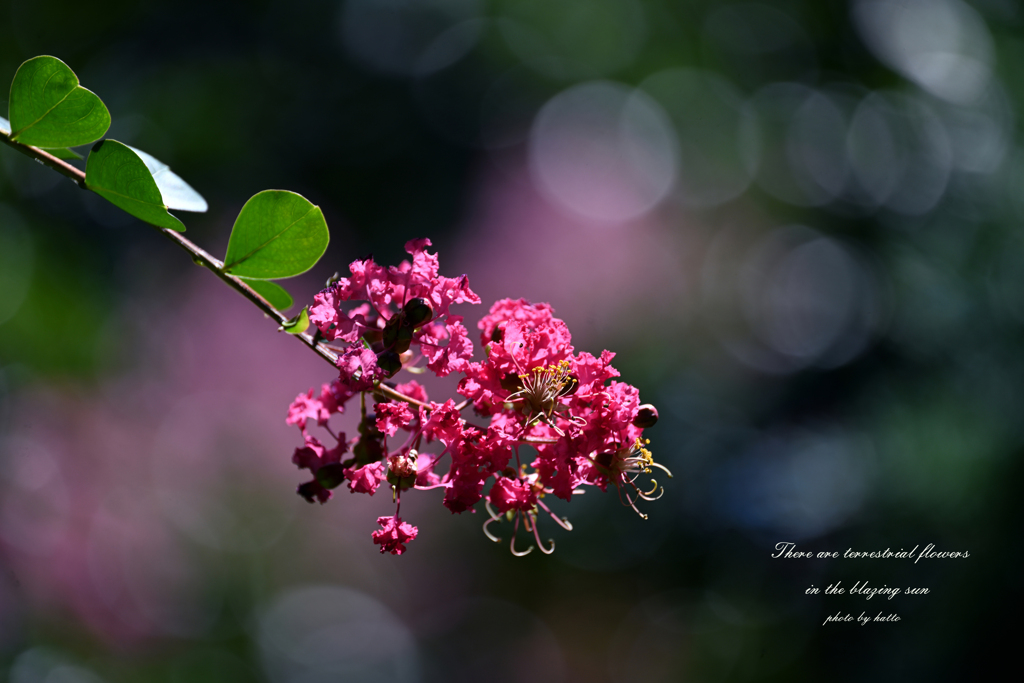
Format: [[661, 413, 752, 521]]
[[372, 515, 418, 555], [285, 240, 669, 556]]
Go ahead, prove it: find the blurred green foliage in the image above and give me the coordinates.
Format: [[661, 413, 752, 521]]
[[0, 0, 1021, 681]]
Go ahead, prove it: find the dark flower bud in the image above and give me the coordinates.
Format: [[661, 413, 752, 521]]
[[632, 404, 659, 429], [382, 316, 402, 348], [403, 298, 433, 327], [377, 350, 402, 377], [392, 325, 413, 355], [315, 463, 347, 489]]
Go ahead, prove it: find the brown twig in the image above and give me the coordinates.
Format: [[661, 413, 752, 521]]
[[1, 131, 338, 369], [1, 131, 449, 411]]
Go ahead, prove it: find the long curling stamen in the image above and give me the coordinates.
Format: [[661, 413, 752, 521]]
[[592, 437, 668, 519], [510, 512, 534, 557], [530, 514, 556, 555], [483, 501, 503, 542]]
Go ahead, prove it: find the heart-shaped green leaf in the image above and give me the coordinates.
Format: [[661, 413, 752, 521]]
[[241, 278, 294, 311], [128, 145, 207, 213], [223, 190, 329, 279], [85, 140, 185, 231], [8, 56, 111, 148]]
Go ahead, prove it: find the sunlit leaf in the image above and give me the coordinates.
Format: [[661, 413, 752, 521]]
[[128, 145, 207, 212], [280, 307, 310, 335], [8, 56, 110, 148], [242, 278, 294, 311], [223, 190, 329, 279], [84, 140, 185, 231], [1, 115, 79, 157]]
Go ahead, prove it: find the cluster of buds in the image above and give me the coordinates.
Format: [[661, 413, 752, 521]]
[[285, 239, 668, 555]]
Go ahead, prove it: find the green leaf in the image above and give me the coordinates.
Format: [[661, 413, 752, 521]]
[[242, 278, 294, 311], [84, 139, 185, 231], [223, 190, 329, 279], [40, 146, 82, 160], [8, 56, 110, 148], [1, 114, 79, 158], [280, 307, 310, 335], [128, 145, 207, 212]]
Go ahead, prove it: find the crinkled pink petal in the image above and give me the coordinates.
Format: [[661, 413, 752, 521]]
[[344, 461, 386, 495], [286, 388, 331, 429], [478, 298, 556, 345], [292, 435, 326, 470], [489, 477, 538, 513], [309, 288, 344, 341], [443, 473, 485, 514], [336, 345, 384, 392], [421, 316, 474, 377], [421, 400, 464, 446], [372, 515, 418, 555], [532, 450, 577, 502], [375, 401, 414, 437]]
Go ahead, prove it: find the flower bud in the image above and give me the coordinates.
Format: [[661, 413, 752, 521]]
[[392, 325, 413, 354], [632, 404, 659, 429], [403, 298, 433, 327], [382, 317, 401, 348], [386, 451, 418, 491], [377, 350, 402, 376]]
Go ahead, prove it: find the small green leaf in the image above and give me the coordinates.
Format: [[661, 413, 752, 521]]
[[128, 145, 207, 212], [8, 56, 110, 148], [223, 190, 329, 279], [242, 278, 294, 311], [85, 140, 185, 231], [41, 147, 82, 160], [280, 307, 310, 335]]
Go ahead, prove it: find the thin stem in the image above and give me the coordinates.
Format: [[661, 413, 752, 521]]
[[1, 131, 341, 369], [374, 384, 429, 409], [2, 131, 447, 413], [0, 134, 88, 188]]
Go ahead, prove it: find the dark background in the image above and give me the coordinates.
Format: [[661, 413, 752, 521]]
[[0, 0, 1019, 680]]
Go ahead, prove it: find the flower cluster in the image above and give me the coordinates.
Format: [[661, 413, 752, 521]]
[[285, 239, 668, 556]]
